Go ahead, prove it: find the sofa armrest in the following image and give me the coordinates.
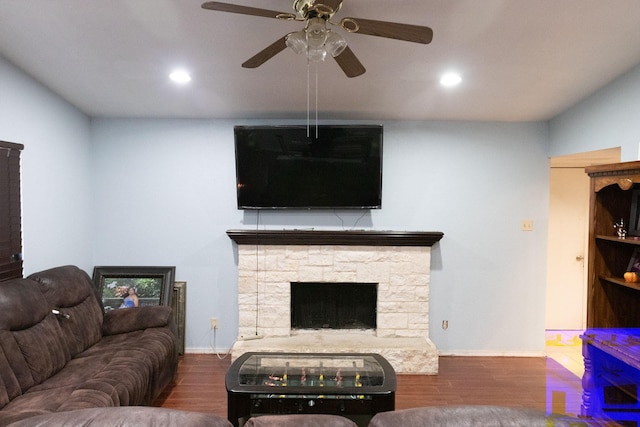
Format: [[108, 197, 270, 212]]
[[102, 305, 172, 336]]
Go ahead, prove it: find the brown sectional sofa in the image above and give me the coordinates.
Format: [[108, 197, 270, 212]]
[[0, 265, 178, 425]]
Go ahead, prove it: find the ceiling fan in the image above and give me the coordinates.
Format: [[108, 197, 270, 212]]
[[201, 0, 433, 78]]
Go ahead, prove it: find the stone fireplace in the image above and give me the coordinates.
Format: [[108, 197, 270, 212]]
[[227, 230, 443, 374]]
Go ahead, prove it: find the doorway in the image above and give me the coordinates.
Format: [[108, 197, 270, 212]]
[[545, 147, 620, 330], [545, 148, 620, 384]]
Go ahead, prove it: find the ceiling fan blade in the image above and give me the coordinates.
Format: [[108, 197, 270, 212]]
[[201, 1, 289, 19], [333, 46, 366, 78], [343, 17, 433, 44], [242, 37, 288, 69]]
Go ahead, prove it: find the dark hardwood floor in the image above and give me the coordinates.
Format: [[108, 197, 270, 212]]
[[153, 354, 582, 419]]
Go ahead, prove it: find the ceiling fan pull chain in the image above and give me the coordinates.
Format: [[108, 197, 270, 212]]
[[307, 59, 311, 137], [315, 62, 319, 139]]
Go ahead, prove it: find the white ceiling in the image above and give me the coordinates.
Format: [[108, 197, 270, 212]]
[[1, 0, 640, 122]]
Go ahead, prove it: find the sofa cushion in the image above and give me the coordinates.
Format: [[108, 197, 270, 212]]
[[23, 352, 120, 403], [0, 345, 21, 409], [0, 279, 70, 404], [0, 384, 118, 425], [9, 315, 71, 384], [102, 305, 173, 336], [28, 265, 103, 357], [66, 325, 177, 406], [28, 266, 96, 308], [368, 406, 607, 427], [6, 407, 234, 427], [0, 278, 49, 331]]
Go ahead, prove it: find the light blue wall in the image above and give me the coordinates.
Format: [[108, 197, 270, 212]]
[[550, 64, 640, 159], [2, 52, 551, 355], [91, 118, 550, 354], [90, 119, 242, 349], [0, 55, 93, 273]]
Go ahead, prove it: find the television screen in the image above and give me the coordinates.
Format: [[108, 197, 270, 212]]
[[234, 125, 383, 209]]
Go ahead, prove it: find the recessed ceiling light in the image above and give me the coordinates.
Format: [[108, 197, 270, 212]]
[[169, 70, 192, 84], [440, 72, 462, 87]]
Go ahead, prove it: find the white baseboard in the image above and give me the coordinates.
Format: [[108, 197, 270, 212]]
[[438, 350, 546, 357], [185, 347, 545, 358], [185, 347, 232, 354]]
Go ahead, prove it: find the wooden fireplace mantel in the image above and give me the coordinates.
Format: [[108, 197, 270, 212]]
[[226, 229, 444, 247]]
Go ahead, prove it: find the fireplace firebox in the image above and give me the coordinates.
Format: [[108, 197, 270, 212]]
[[291, 282, 377, 330]]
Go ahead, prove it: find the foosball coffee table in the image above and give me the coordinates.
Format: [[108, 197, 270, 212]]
[[225, 352, 396, 427]]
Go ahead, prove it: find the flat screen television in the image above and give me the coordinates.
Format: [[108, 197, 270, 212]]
[[234, 125, 383, 209]]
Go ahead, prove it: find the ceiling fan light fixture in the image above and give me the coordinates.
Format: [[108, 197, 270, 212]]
[[285, 31, 308, 55], [306, 18, 328, 48], [325, 31, 347, 57], [286, 19, 343, 62], [307, 47, 327, 62]]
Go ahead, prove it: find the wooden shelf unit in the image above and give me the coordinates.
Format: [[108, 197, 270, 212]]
[[586, 161, 640, 328]]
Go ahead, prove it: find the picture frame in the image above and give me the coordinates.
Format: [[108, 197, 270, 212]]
[[172, 281, 186, 355], [92, 266, 176, 311], [627, 248, 640, 273], [629, 189, 640, 236]]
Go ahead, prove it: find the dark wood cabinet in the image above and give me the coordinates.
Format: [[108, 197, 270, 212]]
[[586, 161, 640, 327]]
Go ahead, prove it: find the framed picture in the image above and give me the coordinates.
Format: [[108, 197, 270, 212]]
[[92, 266, 176, 311], [629, 189, 640, 236], [172, 281, 186, 355]]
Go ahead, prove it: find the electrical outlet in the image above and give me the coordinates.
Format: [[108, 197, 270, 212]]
[[521, 220, 534, 231], [442, 320, 448, 330], [210, 317, 218, 329]]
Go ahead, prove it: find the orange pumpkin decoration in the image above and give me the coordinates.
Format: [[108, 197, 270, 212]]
[[624, 272, 640, 282]]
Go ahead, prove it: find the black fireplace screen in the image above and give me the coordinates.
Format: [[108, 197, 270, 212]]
[[290, 282, 377, 330]]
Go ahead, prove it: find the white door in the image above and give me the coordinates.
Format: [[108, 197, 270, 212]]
[[546, 167, 589, 329]]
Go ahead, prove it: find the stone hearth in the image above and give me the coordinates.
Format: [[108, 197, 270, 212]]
[[227, 230, 443, 374]]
